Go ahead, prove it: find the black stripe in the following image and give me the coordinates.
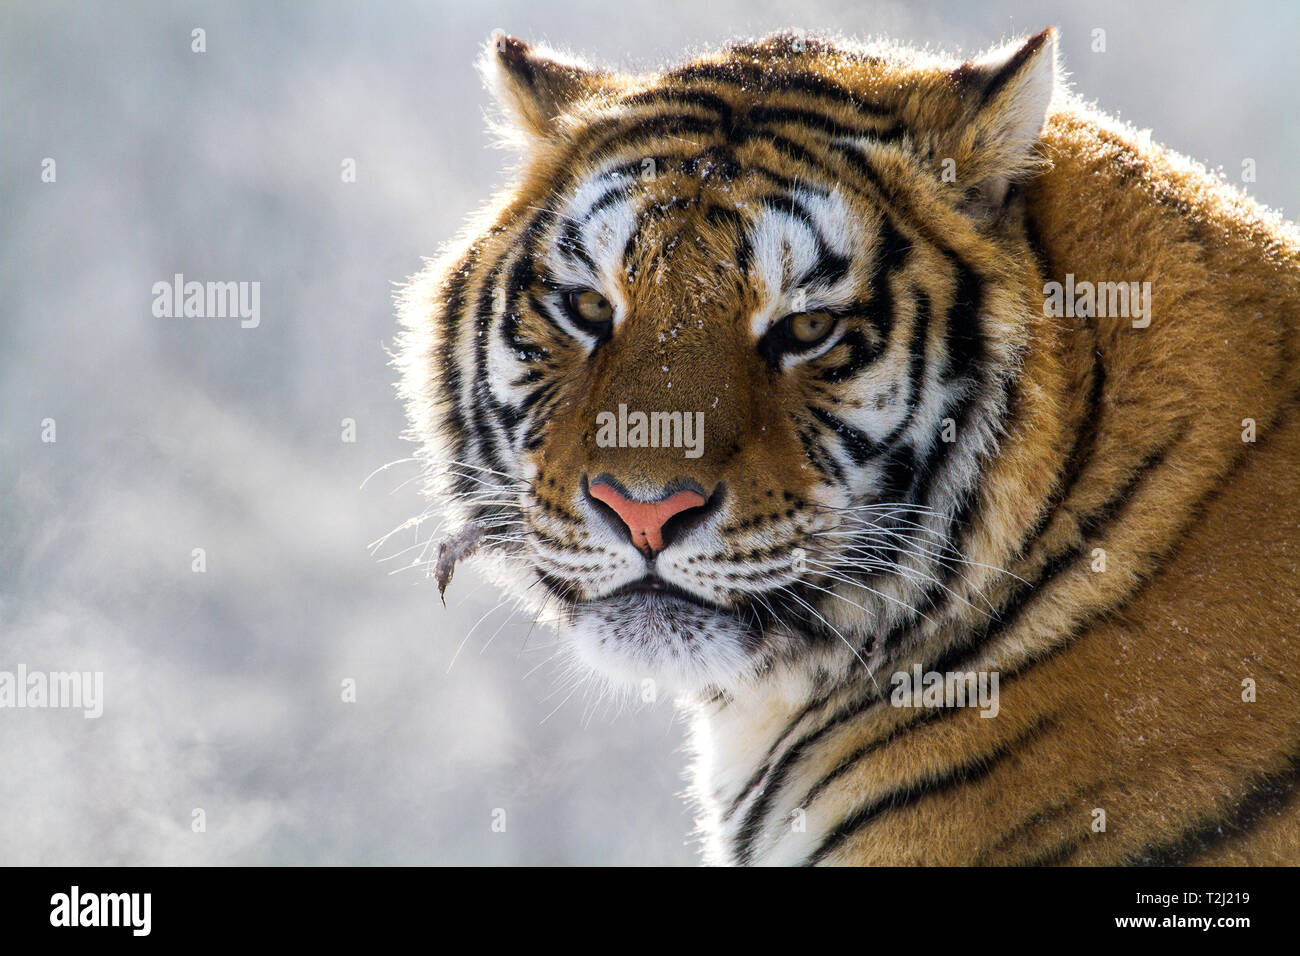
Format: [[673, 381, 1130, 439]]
[[500, 378, 559, 449], [664, 61, 891, 118], [1131, 753, 1300, 865], [922, 435, 1179, 680], [801, 715, 1055, 865], [974, 784, 1090, 865], [758, 193, 850, 289], [816, 215, 911, 384], [468, 257, 512, 477], [498, 304, 549, 365], [795, 422, 844, 482], [526, 291, 576, 342], [871, 123, 905, 143], [817, 327, 885, 383], [587, 114, 722, 161], [1078, 444, 1172, 537], [873, 211, 913, 276], [721, 691, 843, 823], [745, 104, 903, 143], [615, 191, 697, 279], [597, 155, 672, 184], [1020, 839, 1084, 867], [470, 215, 551, 474], [1013, 347, 1105, 559], [741, 163, 829, 197], [731, 678, 907, 863], [878, 446, 917, 503], [435, 250, 482, 491], [681, 145, 742, 181], [616, 87, 734, 119], [557, 220, 595, 272], [881, 288, 930, 445], [941, 257, 984, 380], [810, 407, 879, 466], [802, 250, 850, 289], [823, 137, 898, 205], [851, 293, 932, 573], [585, 180, 639, 218], [703, 203, 745, 231], [875, 260, 990, 634], [872, 438, 977, 651], [760, 192, 816, 232], [863, 269, 992, 651], [734, 127, 842, 187], [796, 707, 947, 813], [703, 204, 753, 273], [730, 704, 847, 863], [517, 382, 562, 452], [885, 261, 985, 511]]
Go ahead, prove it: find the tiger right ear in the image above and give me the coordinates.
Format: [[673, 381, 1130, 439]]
[[479, 33, 611, 142], [937, 29, 1058, 218]]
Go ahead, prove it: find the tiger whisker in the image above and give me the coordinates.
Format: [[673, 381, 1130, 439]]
[[775, 585, 881, 694], [359, 456, 424, 491], [447, 594, 517, 673]]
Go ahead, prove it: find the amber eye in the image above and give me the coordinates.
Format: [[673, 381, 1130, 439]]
[[568, 289, 613, 326], [757, 310, 840, 366], [787, 311, 835, 344]]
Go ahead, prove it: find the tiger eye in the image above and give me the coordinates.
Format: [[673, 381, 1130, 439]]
[[789, 311, 834, 344], [571, 290, 613, 324]]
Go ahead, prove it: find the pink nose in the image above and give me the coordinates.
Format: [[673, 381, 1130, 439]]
[[589, 482, 707, 555]]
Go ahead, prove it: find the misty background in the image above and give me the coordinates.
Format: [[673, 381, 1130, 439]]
[[1, 0, 1296, 865]]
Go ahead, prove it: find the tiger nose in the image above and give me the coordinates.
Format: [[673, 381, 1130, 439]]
[[587, 480, 708, 556]]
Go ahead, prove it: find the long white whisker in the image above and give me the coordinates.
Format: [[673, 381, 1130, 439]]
[[360, 457, 423, 491]]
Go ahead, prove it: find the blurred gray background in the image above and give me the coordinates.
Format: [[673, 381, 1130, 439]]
[[1, 0, 1296, 865]]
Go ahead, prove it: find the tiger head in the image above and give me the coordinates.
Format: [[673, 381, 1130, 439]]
[[397, 30, 1059, 698]]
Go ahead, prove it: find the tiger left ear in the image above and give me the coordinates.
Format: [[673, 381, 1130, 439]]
[[479, 32, 611, 142], [942, 28, 1058, 217]]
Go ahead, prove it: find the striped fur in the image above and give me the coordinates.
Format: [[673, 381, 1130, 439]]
[[397, 30, 1300, 865]]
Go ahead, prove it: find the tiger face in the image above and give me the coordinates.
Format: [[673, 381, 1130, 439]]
[[398, 31, 1058, 697]]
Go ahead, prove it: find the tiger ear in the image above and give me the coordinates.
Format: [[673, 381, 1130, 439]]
[[479, 32, 611, 142], [939, 28, 1058, 218]]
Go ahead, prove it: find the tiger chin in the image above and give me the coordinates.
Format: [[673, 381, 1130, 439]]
[[397, 28, 1300, 865]]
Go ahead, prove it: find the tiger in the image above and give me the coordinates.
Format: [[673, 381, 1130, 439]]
[[395, 27, 1300, 865]]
